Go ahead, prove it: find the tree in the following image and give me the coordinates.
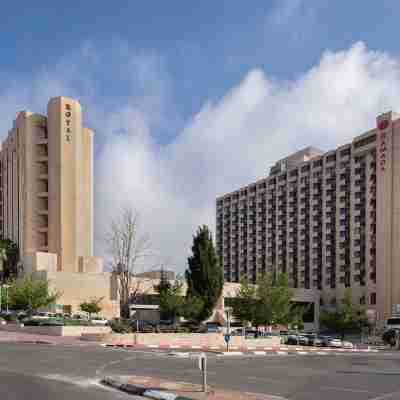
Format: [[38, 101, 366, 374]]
[[185, 225, 223, 323], [154, 268, 172, 296], [7, 276, 60, 315], [80, 297, 103, 320], [320, 290, 369, 340], [0, 240, 19, 283], [156, 280, 185, 322], [231, 278, 258, 326], [107, 207, 151, 319], [183, 296, 205, 323], [232, 273, 294, 329]]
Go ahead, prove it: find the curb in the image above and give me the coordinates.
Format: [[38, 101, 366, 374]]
[[101, 343, 379, 355], [101, 377, 194, 400], [19, 340, 55, 345]]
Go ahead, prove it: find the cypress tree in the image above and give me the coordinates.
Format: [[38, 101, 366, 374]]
[[185, 225, 223, 322]]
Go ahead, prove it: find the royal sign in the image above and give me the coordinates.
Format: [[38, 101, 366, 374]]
[[65, 103, 72, 142]]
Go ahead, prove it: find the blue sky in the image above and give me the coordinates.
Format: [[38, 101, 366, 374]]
[[2, 1, 399, 121], [1, 1, 400, 270]]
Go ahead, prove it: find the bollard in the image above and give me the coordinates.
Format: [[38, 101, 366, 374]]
[[198, 353, 207, 392]]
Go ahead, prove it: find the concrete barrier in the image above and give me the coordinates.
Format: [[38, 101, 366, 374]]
[[82, 332, 281, 349], [0, 324, 111, 337]]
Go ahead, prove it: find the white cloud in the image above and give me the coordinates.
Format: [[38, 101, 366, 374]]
[[95, 41, 400, 272], [2, 41, 400, 273]]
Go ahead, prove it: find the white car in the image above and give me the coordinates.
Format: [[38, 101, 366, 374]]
[[328, 338, 343, 348], [342, 341, 354, 349], [31, 312, 56, 320], [91, 317, 108, 326]]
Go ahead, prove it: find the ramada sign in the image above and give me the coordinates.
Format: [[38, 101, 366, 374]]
[[378, 119, 389, 172]]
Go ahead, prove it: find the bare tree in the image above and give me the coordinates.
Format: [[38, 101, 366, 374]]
[[107, 207, 151, 318]]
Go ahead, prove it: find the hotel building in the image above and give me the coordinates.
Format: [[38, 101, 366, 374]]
[[0, 97, 119, 317], [216, 111, 400, 324]]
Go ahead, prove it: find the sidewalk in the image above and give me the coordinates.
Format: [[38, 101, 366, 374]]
[[102, 375, 287, 400]]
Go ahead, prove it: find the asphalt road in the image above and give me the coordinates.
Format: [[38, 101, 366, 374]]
[[0, 343, 400, 400]]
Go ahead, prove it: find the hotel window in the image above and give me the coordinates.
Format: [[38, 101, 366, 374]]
[[370, 292, 376, 305], [326, 154, 336, 162]]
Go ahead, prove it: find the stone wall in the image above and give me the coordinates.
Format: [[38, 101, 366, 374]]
[[81, 332, 281, 348], [0, 324, 111, 337]]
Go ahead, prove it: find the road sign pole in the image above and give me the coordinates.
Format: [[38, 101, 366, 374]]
[[198, 353, 207, 392], [202, 356, 207, 392]]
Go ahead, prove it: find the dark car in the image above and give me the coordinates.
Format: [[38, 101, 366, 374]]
[[286, 334, 301, 345], [302, 333, 323, 346], [382, 328, 400, 346]]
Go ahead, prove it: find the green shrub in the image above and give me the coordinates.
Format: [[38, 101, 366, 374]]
[[109, 319, 132, 334], [2, 314, 17, 323]]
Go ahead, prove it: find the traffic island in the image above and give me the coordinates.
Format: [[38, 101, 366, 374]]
[[101, 375, 287, 400]]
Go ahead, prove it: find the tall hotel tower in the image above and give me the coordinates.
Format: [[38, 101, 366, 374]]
[[0, 97, 93, 273], [216, 111, 400, 324]]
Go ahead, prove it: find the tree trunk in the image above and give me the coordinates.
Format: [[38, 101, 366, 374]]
[[120, 301, 130, 319]]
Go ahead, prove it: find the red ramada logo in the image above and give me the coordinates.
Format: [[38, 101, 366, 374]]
[[378, 120, 389, 130]]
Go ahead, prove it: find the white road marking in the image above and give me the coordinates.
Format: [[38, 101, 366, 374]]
[[322, 386, 374, 394], [369, 391, 400, 400]]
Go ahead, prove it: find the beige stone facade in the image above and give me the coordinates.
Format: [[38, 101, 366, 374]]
[[0, 97, 119, 318], [216, 111, 400, 325]]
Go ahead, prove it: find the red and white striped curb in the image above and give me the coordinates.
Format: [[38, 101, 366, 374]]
[[100, 343, 378, 354]]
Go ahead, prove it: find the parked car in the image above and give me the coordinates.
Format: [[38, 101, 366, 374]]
[[205, 323, 222, 333], [71, 313, 88, 320], [319, 335, 333, 347], [297, 335, 309, 346], [342, 341, 354, 349], [328, 338, 343, 348], [302, 334, 323, 347], [31, 312, 57, 320], [231, 328, 244, 336], [91, 316, 108, 326], [382, 328, 400, 346], [245, 329, 258, 338], [286, 334, 300, 345]]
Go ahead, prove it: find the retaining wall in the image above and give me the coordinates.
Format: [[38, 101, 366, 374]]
[[80, 332, 281, 348], [0, 324, 111, 337]]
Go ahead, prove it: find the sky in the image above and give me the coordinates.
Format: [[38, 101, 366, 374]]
[[1, 1, 400, 272]]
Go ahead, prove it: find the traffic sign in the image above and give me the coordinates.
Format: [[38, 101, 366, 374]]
[[224, 334, 231, 344]]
